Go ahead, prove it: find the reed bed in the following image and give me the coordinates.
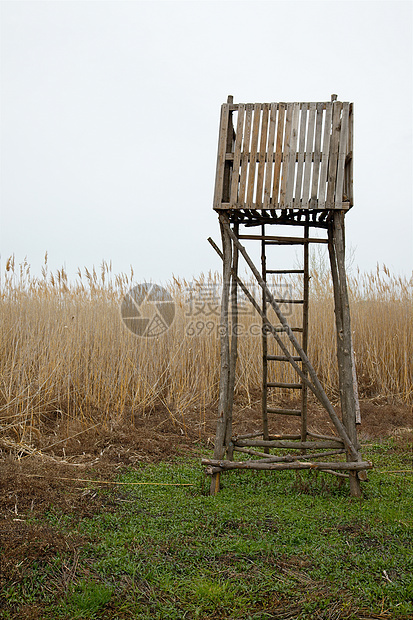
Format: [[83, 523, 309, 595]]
[[0, 255, 411, 443]]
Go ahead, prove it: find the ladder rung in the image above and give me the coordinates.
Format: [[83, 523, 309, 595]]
[[269, 299, 305, 304], [265, 269, 305, 274], [265, 327, 303, 333], [266, 355, 302, 361], [238, 235, 328, 244], [263, 238, 328, 245], [267, 408, 302, 416], [267, 382, 302, 389]]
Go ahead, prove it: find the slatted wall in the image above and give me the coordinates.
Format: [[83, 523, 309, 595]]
[[213, 101, 353, 211]]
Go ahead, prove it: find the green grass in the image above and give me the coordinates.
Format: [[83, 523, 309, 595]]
[[2, 438, 413, 619]]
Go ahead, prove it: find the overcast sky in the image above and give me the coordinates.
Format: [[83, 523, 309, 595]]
[[1, 0, 412, 284]]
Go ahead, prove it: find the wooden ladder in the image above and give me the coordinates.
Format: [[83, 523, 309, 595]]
[[260, 221, 310, 446]]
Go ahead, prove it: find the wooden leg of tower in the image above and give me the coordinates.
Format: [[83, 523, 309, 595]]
[[210, 213, 232, 495], [329, 211, 362, 497], [226, 222, 239, 462], [301, 218, 310, 449]]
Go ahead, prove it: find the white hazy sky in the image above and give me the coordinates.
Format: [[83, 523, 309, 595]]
[[1, 0, 412, 283]]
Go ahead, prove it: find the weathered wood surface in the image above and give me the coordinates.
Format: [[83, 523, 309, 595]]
[[225, 221, 239, 461], [203, 459, 373, 472], [232, 446, 346, 461], [273, 103, 285, 204], [302, 102, 316, 208], [214, 98, 353, 211], [205, 464, 350, 479], [213, 103, 230, 210], [210, 213, 232, 495], [328, 210, 364, 496], [234, 439, 344, 450], [263, 103, 277, 208], [238, 234, 328, 244], [261, 225, 269, 445], [317, 103, 332, 209], [301, 219, 310, 444], [229, 104, 245, 205]]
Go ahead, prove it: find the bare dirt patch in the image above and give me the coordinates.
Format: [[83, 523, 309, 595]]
[[1, 398, 412, 520]]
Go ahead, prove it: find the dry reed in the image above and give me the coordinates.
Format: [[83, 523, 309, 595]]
[[0, 254, 411, 443]]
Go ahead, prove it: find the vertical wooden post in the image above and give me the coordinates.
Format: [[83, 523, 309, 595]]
[[328, 211, 362, 497], [210, 212, 232, 495], [301, 217, 310, 447], [226, 222, 239, 461], [261, 224, 270, 449]]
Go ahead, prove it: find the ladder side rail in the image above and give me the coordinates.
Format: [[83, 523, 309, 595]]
[[301, 218, 310, 446], [261, 224, 270, 445], [225, 222, 239, 460]]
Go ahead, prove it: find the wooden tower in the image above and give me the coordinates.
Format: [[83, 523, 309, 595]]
[[202, 95, 371, 497]]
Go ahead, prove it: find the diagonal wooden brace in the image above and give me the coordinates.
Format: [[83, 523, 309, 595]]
[[208, 236, 320, 396]]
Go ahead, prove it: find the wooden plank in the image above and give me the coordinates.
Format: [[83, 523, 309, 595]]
[[233, 447, 345, 461], [229, 104, 245, 206], [310, 102, 324, 208], [266, 269, 305, 274], [346, 102, 354, 206], [301, 102, 316, 209], [294, 103, 308, 207], [267, 382, 302, 389], [215, 200, 350, 212], [267, 355, 301, 361], [318, 102, 333, 209], [203, 459, 372, 472], [234, 439, 350, 450], [267, 408, 302, 416], [326, 101, 342, 208], [285, 103, 300, 208], [222, 106, 235, 203], [272, 103, 285, 206], [263, 103, 277, 208], [279, 103, 293, 208], [238, 234, 328, 244], [335, 102, 349, 209], [227, 102, 335, 112], [238, 105, 253, 205], [213, 103, 230, 209], [255, 104, 269, 207], [246, 103, 262, 208]]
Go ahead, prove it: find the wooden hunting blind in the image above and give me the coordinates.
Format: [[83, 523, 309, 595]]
[[203, 95, 371, 497]]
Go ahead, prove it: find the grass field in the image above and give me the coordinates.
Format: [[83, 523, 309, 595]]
[[0, 437, 412, 619]]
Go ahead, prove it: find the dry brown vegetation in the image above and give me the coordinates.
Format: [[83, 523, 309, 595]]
[[0, 254, 412, 454]]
